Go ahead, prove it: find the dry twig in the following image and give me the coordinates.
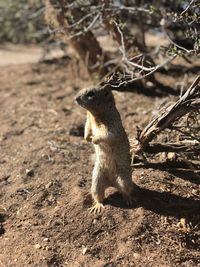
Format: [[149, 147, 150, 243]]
[[138, 75, 200, 148]]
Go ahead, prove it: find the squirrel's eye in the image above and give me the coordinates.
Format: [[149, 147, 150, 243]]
[[86, 91, 95, 99]]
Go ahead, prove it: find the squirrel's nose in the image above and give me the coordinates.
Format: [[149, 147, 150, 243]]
[[75, 95, 81, 103]]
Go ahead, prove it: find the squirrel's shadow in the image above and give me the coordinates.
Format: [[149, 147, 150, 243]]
[[105, 186, 200, 220]]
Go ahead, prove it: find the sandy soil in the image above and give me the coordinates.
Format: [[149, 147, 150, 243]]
[[0, 53, 199, 267]]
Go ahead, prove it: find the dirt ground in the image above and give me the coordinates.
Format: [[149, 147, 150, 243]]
[[0, 52, 199, 267]]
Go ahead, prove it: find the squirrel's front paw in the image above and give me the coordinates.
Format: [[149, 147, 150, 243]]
[[91, 136, 100, 144], [85, 135, 92, 142]]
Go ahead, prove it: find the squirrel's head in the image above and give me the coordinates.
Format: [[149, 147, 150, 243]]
[[75, 84, 114, 113]]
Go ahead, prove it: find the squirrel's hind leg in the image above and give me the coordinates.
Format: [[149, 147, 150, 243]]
[[89, 164, 108, 214], [115, 169, 136, 207]]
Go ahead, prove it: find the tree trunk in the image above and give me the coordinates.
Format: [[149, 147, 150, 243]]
[[45, 0, 108, 78]]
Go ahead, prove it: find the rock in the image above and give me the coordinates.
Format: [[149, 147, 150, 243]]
[[133, 253, 140, 260], [93, 219, 97, 224], [45, 182, 52, 189], [82, 247, 88, 255], [35, 244, 41, 249], [167, 152, 177, 161]]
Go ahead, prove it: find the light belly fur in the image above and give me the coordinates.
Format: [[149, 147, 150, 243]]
[[94, 144, 117, 178]]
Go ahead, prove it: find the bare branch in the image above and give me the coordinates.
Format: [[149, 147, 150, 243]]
[[110, 54, 177, 87], [143, 142, 200, 153], [138, 75, 200, 148], [69, 13, 100, 39], [164, 28, 197, 54], [180, 0, 196, 16]]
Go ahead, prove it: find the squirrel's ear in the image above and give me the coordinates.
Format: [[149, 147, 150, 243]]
[[103, 84, 112, 91]]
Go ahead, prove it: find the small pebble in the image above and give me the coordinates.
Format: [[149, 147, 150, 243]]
[[35, 244, 41, 249], [45, 182, 52, 189], [133, 253, 140, 260], [82, 247, 88, 255], [167, 152, 176, 160]]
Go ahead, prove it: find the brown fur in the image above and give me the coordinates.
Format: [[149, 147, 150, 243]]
[[75, 84, 135, 213]]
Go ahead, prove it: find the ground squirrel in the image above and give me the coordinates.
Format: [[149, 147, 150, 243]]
[[75, 84, 135, 213]]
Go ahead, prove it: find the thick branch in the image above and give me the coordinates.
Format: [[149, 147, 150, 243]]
[[138, 75, 200, 148], [132, 160, 200, 173], [144, 142, 200, 153]]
